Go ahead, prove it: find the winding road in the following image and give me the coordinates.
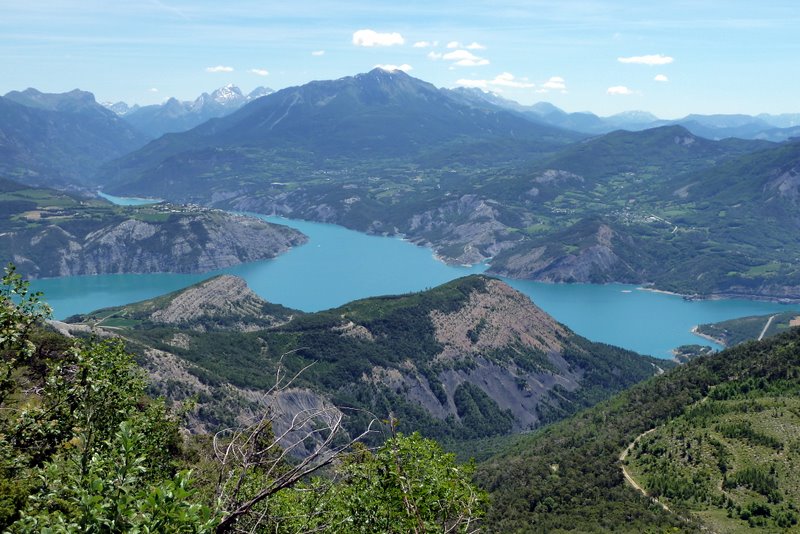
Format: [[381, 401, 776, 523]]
[[618, 428, 671, 512], [618, 395, 718, 533], [758, 314, 777, 341]]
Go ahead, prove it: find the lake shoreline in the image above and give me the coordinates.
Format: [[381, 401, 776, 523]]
[[240, 209, 800, 305], [637, 285, 800, 305], [30, 196, 785, 359], [690, 326, 727, 348]]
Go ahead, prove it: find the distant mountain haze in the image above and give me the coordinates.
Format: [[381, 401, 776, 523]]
[[3, 69, 800, 300], [0, 89, 148, 189], [96, 68, 582, 197], [106, 84, 274, 138], [458, 86, 800, 140]]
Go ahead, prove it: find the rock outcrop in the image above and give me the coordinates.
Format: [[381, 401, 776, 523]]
[[361, 279, 585, 431], [69, 274, 296, 332], [149, 275, 284, 330], [5, 208, 307, 278], [489, 222, 641, 284]]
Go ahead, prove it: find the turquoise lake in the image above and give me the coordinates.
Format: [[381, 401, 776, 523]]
[[97, 191, 162, 206], [31, 209, 789, 359]]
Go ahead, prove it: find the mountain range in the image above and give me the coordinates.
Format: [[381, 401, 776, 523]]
[[96, 68, 580, 200], [103, 84, 274, 138], [456, 86, 800, 141], [4, 68, 800, 301], [0, 89, 148, 188]]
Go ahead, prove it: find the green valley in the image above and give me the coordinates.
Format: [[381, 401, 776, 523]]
[[89, 70, 800, 301]]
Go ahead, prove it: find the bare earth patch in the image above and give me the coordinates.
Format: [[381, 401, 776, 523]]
[[429, 278, 567, 362]]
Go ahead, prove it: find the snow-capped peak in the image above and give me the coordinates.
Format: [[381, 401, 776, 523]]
[[211, 84, 245, 105]]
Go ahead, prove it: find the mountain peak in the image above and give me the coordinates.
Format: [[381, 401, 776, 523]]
[[148, 274, 287, 329], [211, 84, 244, 104], [607, 110, 659, 124], [247, 86, 273, 100], [4, 87, 100, 113], [101, 101, 140, 116], [365, 66, 412, 77], [346, 68, 438, 100], [530, 101, 566, 116]]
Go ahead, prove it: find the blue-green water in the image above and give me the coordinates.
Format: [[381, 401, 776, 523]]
[[31, 215, 486, 320], [31, 214, 788, 359], [97, 191, 161, 206]]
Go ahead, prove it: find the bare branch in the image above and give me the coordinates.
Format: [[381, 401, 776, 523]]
[[211, 351, 379, 533]]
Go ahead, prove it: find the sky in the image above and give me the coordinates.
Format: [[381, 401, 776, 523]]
[[1, 0, 798, 119]]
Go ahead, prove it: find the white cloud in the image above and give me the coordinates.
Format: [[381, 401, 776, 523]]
[[206, 65, 234, 73], [442, 49, 489, 67], [465, 42, 486, 50], [427, 51, 443, 60], [456, 72, 534, 90], [413, 41, 432, 48], [446, 41, 460, 49], [492, 72, 535, 88], [607, 85, 634, 95], [457, 58, 490, 67], [148, 87, 159, 93], [374, 63, 413, 72], [311, 50, 325, 56], [442, 50, 472, 61], [654, 74, 669, 82], [542, 76, 566, 90], [249, 68, 269, 76], [617, 54, 674, 66], [352, 29, 404, 47]]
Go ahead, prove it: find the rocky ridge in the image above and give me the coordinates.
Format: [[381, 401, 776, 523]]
[[489, 223, 638, 283], [68, 275, 665, 442], [364, 278, 582, 430], [149, 275, 280, 329], [4, 208, 307, 278]]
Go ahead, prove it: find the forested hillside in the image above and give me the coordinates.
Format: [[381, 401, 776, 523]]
[[0, 267, 484, 532], [65, 274, 667, 443], [478, 324, 800, 532]]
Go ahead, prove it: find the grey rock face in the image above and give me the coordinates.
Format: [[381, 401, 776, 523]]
[[6, 209, 306, 278]]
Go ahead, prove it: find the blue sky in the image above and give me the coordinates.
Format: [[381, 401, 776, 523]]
[[1, 0, 798, 118]]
